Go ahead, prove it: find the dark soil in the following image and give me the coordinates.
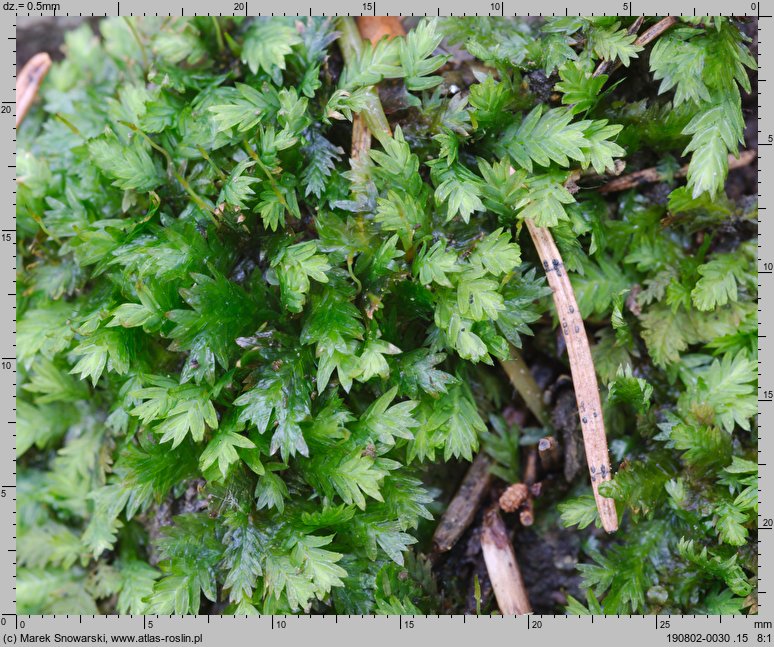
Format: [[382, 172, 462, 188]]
[[17, 17, 100, 68], [430, 361, 600, 614], [512, 523, 583, 611]]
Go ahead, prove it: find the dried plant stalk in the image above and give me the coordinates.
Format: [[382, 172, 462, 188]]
[[16, 52, 51, 128], [481, 507, 532, 616], [350, 115, 372, 161], [600, 148, 758, 194], [634, 16, 678, 47], [538, 435, 561, 471], [524, 219, 618, 532]]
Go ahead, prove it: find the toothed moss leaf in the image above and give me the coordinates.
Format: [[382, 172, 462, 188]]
[[241, 19, 302, 77], [271, 241, 331, 314]]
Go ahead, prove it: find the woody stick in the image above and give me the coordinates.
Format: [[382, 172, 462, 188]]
[[523, 218, 618, 532]]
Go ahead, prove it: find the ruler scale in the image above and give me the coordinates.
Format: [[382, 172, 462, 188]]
[[6, 7, 17, 625], [7, 3, 770, 645]]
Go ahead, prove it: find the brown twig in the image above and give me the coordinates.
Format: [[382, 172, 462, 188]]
[[350, 113, 372, 161], [518, 448, 539, 526], [499, 347, 549, 426], [523, 218, 618, 533], [523, 446, 538, 486], [599, 148, 758, 194], [433, 453, 493, 553], [592, 16, 677, 80], [16, 53, 51, 128], [481, 507, 532, 616], [634, 16, 679, 47], [627, 17, 648, 37], [538, 435, 561, 471]]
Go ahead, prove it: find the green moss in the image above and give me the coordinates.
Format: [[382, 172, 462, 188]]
[[17, 15, 757, 614]]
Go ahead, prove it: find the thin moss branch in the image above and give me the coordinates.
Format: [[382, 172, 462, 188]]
[[499, 348, 549, 426], [53, 113, 83, 137], [242, 139, 292, 213], [121, 121, 214, 218], [197, 146, 228, 181], [210, 16, 225, 54], [123, 17, 149, 69]]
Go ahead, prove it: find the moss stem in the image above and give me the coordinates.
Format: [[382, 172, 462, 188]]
[[123, 17, 149, 70], [336, 17, 394, 146], [499, 348, 548, 427], [121, 121, 214, 219]]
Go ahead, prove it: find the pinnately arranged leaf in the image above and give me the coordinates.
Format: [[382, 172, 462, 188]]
[[88, 137, 162, 192], [271, 241, 331, 313]]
